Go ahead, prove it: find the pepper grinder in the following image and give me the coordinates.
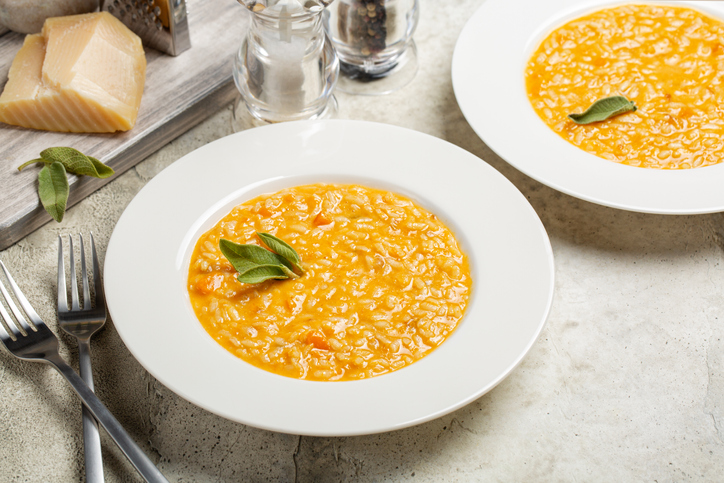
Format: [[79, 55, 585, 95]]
[[323, 0, 419, 95]]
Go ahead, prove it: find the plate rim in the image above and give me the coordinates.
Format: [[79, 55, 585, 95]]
[[104, 119, 555, 436]]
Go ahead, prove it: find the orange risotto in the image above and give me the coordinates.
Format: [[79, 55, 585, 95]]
[[526, 4, 724, 169], [187, 184, 472, 381]]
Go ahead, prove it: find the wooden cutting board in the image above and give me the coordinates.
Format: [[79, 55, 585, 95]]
[[0, 0, 249, 250]]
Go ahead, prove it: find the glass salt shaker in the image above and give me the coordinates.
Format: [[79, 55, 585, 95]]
[[323, 0, 419, 95], [232, 0, 339, 131]]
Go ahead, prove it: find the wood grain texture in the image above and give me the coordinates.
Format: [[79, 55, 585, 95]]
[[0, 0, 248, 250]]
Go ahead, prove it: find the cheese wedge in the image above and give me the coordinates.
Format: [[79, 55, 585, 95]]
[[0, 12, 146, 133]]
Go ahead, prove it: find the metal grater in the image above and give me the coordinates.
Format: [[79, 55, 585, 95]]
[[102, 0, 191, 56]]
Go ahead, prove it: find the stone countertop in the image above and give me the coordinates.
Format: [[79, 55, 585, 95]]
[[1, 0, 723, 481]]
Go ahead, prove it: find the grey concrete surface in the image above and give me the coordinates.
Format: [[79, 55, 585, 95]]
[[1, 0, 723, 481]]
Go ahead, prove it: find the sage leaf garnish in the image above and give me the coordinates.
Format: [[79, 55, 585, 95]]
[[568, 95, 637, 124], [219, 235, 303, 285], [38, 162, 69, 223], [18, 147, 115, 178], [16, 147, 115, 223], [236, 265, 290, 284], [219, 239, 295, 273], [258, 232, 305, 273]]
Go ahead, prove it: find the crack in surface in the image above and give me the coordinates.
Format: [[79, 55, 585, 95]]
[[449, 417, 477, 435], [146, 376, 164, 461], [292, 435, 302, 483], [704, 320, 724, 445], [708, 413, 724, 445], [224, 426, 246, 460], [217, 426, 247, 480], [340, 451, 364, 478], [548, 331, 575, 421]]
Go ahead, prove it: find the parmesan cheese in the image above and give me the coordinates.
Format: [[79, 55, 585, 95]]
[[0, 12, 146, 133]]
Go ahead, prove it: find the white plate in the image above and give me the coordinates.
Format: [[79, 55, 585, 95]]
[[104, 120, 554, 436], [452, 0, 724, 214]]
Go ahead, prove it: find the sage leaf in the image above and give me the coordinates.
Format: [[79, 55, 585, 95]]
[[220, 239, 294, 271], [568, 95, 637, 124], [277, 264, 300, 279], [15, 147, 115, 224], [258, 232, 305, 273], [39, 147, 114, 178], [219, 236, 304, 285], [87, 156, 115, 178], [17, 158, 45, 172], [38, 162, 69, 222], [236, 265, 290, 284]]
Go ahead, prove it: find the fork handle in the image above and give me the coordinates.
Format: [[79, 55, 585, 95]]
[[78, 340, 104, 483], [47, 354, 169, 483]]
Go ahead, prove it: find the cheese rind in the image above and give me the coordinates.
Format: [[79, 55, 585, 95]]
[[0, 12, 146, 133]]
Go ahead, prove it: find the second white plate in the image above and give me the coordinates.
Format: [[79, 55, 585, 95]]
[[104, 120, 554, 436], [452, 0, 724, 214]]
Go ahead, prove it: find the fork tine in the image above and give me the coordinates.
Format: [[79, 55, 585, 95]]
[[69, 235, 80, 311], [80, 234, 90, 310], [0, 311, 13, 340], [90, 233, 105, 311], [0, 260, 39, 332], [57, 235, 68, 312], [0, 279, 21, 338]]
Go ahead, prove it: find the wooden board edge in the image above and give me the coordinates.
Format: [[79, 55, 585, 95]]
[[0, 77, 238, 250]]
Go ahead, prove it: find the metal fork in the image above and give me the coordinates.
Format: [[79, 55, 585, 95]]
[[0, 260, 169, 483], [57, 234, 106, 483]]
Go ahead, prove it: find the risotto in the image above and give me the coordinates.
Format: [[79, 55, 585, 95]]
[[526, 4, 724, 169], [187, 184, 472, 381]]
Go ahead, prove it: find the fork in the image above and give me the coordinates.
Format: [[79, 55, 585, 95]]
[[57, 234, 106, 483], [0, 260, 169, 483]]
